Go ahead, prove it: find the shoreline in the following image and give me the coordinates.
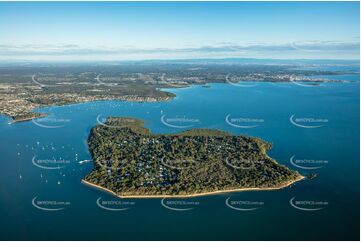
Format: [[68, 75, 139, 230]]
[[9, 117, 35, 124], [3, 78, 349, 125], [81, 175, 305, 199], [5, 95, 174, 124], [9, 113, 47, 124]]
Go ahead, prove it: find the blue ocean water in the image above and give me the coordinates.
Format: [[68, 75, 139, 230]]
[[0, 71, 359, 240]]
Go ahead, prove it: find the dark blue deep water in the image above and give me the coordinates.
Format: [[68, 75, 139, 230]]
[[0, 71, 359, 240]]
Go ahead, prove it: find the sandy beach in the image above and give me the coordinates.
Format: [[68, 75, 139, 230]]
[[81, 175, 305, 199]]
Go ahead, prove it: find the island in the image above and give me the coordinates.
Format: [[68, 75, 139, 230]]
[[82, 117, 304, 198]]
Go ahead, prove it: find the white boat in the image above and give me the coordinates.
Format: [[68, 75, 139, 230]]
[[79, 159, 91, 164]]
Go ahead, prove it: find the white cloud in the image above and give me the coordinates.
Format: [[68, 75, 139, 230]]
[[0, 40, 359, 61]]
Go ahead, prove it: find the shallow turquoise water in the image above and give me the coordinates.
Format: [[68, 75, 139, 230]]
[[0, 74, 359, 240]]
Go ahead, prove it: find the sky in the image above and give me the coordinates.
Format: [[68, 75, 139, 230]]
[[0, 1, 359, 61]]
